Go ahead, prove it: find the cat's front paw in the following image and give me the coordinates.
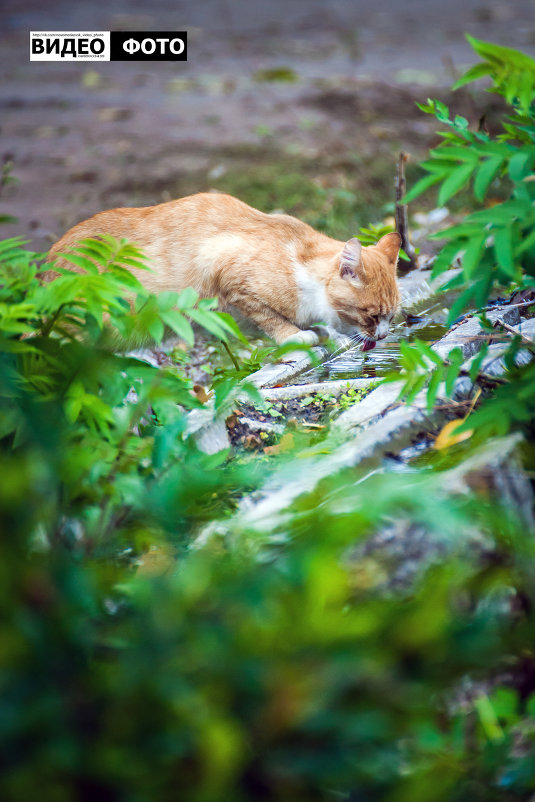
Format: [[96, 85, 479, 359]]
[[282, 329, 320, 346], [310, 325, 351, 350], [310, 324, 333, 341]]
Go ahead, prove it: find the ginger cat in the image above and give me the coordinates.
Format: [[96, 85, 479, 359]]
[[48, 193, 401, 350]]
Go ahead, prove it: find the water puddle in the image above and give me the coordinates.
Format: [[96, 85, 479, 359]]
[[294, 294, 453, 385]]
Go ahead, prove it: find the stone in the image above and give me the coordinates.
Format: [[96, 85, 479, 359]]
[[432, 305, 521, 361], [260, 377, 375, 402], [236, 404, 430, 532], [464, 343, 532, 379], [347, 434, 532, 593], [236, 415, 284, 435], [247, 347, 328, 389], [399, 267, 460, 306], [333, 382, 401, 432], [185, 407, 230, 454], [510, 317, 535, 342]]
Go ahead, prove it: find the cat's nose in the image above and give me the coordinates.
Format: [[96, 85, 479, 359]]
[[375, 320, 389, 340]]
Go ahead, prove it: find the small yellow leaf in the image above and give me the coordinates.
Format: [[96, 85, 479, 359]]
[[433, 418, 473, 450]]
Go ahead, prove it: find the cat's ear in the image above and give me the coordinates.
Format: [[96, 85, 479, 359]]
[[376, 232, 401, 266], [340, 237, 363, 283]]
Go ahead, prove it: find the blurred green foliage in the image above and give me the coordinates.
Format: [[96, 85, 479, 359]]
[[396, 37, 535, 438], [405, 36, 535, 313], [0, 235, 257, 555], [3, 390, 535, 801]]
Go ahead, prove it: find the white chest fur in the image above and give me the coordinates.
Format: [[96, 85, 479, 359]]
[[291, 259, 341, 328]]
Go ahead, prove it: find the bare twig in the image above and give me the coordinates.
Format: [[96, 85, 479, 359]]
[[457, 300, 535, 322], [493, 299, 535, 313], [493, 317, 534, 346], [395, 152, 418, 272]]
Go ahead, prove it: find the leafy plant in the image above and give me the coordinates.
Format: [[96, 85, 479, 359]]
[[210, 342, 279, 387], [0, 235, 257, 552], [456, 34, 535, 112], [404, 37, 535, 322], [394, 37, 535, 437], [385, 339, 466, 409], [2, 402, 535, 801], [338, 384, 370, 410], [357, 221, 416, 262]]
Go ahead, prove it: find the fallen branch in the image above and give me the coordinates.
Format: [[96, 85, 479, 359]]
[[496, 299, 535, 313], [395, 151, 418, 272], [493, 317, 534, 346]]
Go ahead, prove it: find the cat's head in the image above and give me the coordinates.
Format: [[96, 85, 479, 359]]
[[331, 233, 401, 348]]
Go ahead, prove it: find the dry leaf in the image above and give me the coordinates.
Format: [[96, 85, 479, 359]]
[[192, 384, 212, 403], [243, 434, 262, 450], [433, 419, 473, 450]]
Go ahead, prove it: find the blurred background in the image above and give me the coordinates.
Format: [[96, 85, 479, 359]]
[[2, 0, 535, 252]]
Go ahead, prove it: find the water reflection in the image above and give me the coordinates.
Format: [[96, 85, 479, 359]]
[[296, 297, 451, 384]]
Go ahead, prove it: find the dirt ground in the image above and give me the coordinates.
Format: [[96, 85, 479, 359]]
[[1, 0, 535, 252]]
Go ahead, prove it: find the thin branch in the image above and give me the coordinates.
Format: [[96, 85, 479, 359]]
[[395, 151, 418, 272], [493, 317, 534, 346], [222, 340, 241, 371], [491, 299, 535, 313]]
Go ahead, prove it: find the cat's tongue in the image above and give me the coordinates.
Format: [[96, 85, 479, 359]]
[[361, 338, 376, 352]]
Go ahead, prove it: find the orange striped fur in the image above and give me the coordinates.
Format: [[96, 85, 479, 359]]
[[48, 192, 401, 345]]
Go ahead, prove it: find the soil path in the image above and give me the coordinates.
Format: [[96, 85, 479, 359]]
[[1, 0, 534, 250]]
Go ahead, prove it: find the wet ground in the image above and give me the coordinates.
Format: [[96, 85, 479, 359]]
[[2, 0, 535, 252], [294, 290, 454, 383]]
